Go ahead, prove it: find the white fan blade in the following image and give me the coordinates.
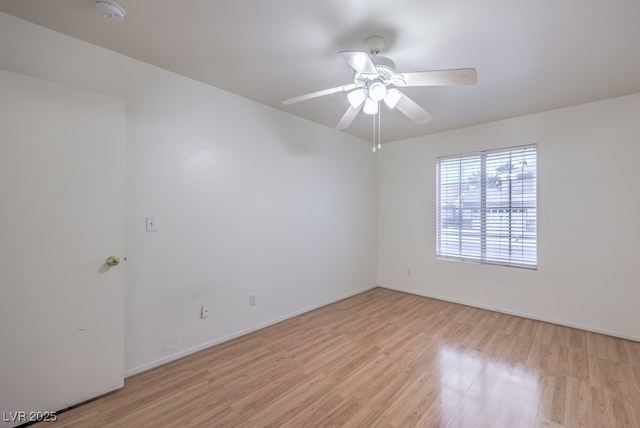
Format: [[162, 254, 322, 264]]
[[395, 92, 432, 125], [282, 83, 359, 105], [339, 51, 377, 75], [392, 68, 477, 87], [336, 103, 363, 130]]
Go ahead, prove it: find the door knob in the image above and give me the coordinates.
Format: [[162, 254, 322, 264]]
[[106, 255, 120, 266]]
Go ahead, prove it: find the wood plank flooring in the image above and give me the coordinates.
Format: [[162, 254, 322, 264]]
[[38, 288, 640, 427]]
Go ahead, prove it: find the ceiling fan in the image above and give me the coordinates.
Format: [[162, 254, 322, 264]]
[[282, 36, 477, 131]]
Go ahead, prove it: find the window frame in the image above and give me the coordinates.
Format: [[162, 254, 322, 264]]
[[436, 144, 538, 270]]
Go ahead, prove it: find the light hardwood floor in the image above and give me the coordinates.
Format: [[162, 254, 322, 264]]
[[39, 288, 640, 427]]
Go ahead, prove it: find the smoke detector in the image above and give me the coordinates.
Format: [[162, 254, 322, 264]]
[[94, 0, 125, 22]]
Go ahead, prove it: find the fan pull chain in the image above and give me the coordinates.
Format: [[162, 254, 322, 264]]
[[372, 102, 382, 153], [378, 102, 382, 150], [372, 108, 377, 152]]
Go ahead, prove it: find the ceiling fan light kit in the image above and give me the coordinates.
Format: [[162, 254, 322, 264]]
[[282, 36, 477, 151], [363, 98, 379, 115], [367, 81, 387, 102], [347, 89, 366, 108], [384, 88, 402, 110]]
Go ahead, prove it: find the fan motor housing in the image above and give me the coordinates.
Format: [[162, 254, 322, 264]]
[[354, 55, 397, 87], [372, 56, 396, 80]]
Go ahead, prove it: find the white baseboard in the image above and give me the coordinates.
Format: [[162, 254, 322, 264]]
[[124, 285, 377, 377], [378, 283, 640, 343]]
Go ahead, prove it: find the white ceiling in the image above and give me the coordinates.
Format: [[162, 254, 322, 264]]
[[1, 0, 640, 143]]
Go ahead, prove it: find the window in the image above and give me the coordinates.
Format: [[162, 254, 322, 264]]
[[436, 145, 537, 269]]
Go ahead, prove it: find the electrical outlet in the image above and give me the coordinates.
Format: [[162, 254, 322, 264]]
[[407, 267, 412, 276], [249, 294, 256, 306], [201, 304, 209, 319], [146, 216, 158, 232]]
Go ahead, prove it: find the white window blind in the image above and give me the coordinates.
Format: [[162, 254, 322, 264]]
[[436, 145, 537, 269]]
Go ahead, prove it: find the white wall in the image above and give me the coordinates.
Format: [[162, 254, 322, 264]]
[[0, 13, 377, 375], [379, 93, 640, 340]]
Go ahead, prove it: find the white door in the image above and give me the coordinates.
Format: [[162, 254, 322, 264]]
[[0, 70, 125, 428]]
